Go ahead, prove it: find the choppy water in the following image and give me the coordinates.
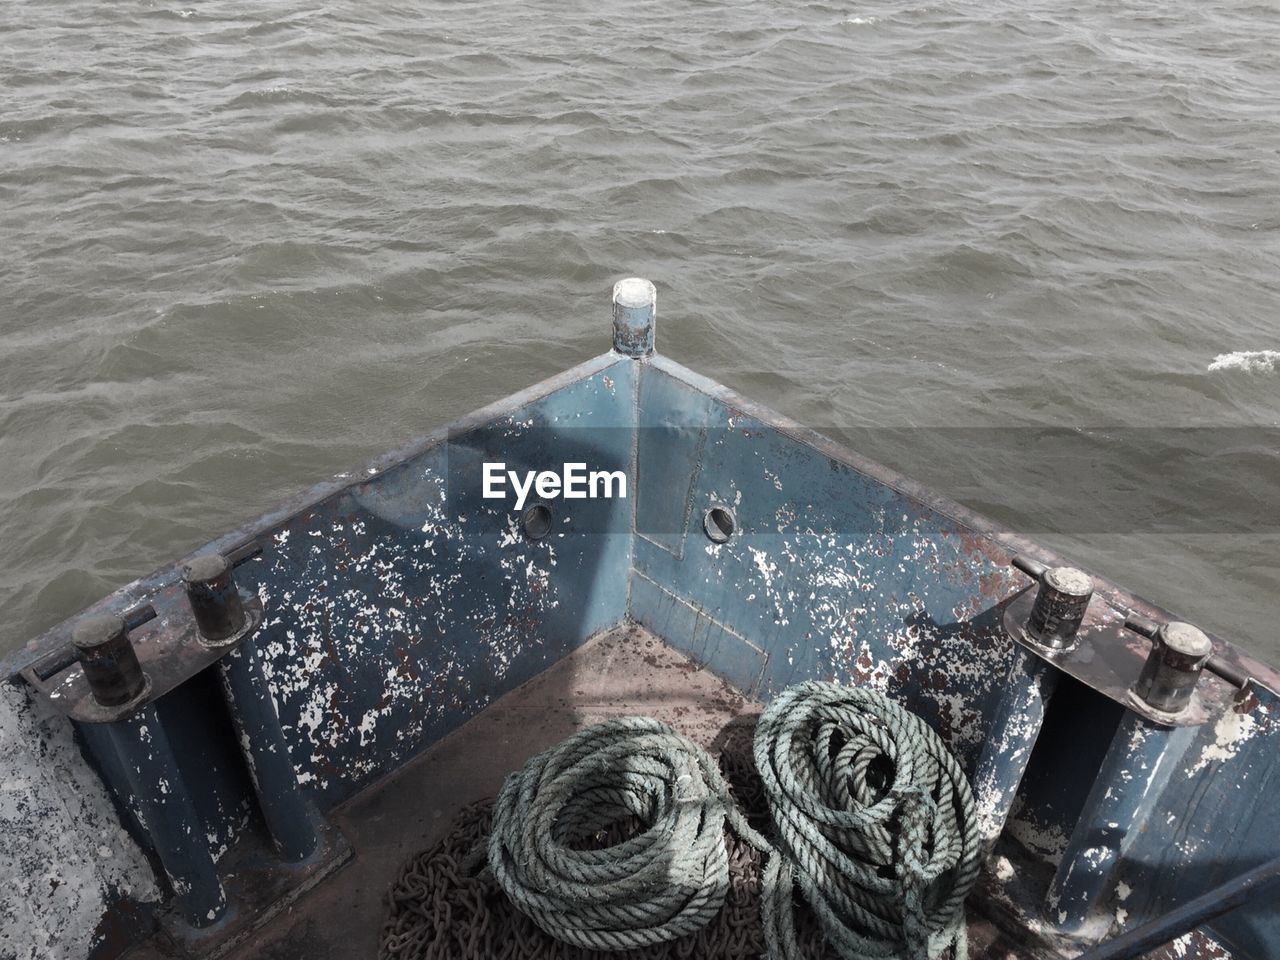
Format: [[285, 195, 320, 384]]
[[2, 0, 1278, 659]]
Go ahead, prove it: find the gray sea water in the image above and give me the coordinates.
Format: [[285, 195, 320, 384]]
[[2, 0, 1278, 660]]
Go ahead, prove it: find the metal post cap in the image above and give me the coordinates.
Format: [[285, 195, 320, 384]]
[[613, 277, 656, 309], [1133, 619, 1213, 714], [73, 614, 127, 651], [72, 613, 146, 707], [1043, 566, 1092, 597], [182, 552, 246, 643], [1160, 621, 1213, 659], [183, 553, 229, 584], [1027, 564, 1093, 649], [611, 277, 657, 357]]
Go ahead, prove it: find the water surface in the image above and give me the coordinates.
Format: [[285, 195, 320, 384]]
[[2, 0, 1278, 657]]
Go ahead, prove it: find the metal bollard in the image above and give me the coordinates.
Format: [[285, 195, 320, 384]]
[[1013, 556, 1093, 649], [72, 614, 147, 707], [182, 554, 246, 644], [1128, 618, 1212, 715], [611, 277, 657, 357]]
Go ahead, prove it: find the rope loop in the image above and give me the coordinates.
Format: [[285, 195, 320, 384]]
[[486, 715, 777, 953], [754, 681, 980, 960]]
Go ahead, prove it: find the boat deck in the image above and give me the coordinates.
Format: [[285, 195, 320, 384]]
[[126, 624, 1022, 960]]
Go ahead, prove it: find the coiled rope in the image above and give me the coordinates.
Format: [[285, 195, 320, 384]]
[[387, 683, 979, 959], [754, 681, 980, 960], [485, 716, 784, 953], [380, 734, 831, 960]]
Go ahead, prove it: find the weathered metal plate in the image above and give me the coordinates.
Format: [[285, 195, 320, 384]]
[[630, 358, 1025, 773], [21, 598, 263, 724], [1002, 588, 1236, 728]]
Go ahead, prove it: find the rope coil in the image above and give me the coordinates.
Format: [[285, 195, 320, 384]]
[[389, 683, 980, 959], [754, 680, 980, 960], [486, 716, 782, 953]]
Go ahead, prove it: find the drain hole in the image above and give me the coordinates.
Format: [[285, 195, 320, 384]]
[[704, 506, 735, 543], [521, 503, 552, 541]]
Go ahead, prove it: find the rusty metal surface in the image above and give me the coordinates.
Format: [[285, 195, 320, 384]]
[[229, 363, 636, 811], [630, 359, 1025, 773], [0, 352, 628, 682], [643, 356, 1280, 702], [19, 598, 264, 724], [1002, 588, 1236, 728]]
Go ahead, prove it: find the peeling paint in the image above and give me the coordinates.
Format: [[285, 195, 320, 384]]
[[232, 365, 634, 808], [1006, 806, 1069, 864], [1188, 702, 1264, 775]]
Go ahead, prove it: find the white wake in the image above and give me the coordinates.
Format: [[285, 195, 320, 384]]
[[1208, 350, 1280, 372]]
